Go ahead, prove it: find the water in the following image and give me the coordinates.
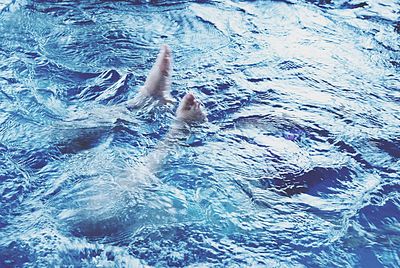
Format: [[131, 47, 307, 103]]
[[0, 0, 399, 267]]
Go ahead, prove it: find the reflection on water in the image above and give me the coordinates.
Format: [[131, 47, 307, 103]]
[[0, 0, 399, 267]]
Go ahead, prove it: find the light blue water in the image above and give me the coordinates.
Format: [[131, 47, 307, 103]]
[[0, 0, 399, 267]]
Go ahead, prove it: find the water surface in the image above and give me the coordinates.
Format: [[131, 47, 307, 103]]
[[0, 0, 399, 267]]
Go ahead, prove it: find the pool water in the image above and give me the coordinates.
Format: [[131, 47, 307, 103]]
[[0, 0, 399, 267]]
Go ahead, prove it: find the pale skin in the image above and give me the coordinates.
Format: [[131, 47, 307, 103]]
[[126, 44, 207, 176], [128, 44, 206, 128]]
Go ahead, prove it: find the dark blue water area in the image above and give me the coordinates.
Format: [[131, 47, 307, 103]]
[[0, 0, 399, 267]]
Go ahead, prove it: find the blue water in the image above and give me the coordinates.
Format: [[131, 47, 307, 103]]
[[0, 0, 399, 267]]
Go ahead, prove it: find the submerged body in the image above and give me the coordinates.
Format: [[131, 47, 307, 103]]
[[54, 45, 207, 238]]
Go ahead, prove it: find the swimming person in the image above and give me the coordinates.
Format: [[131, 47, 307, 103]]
[[123, 44, 207, 173], [55, 45, 207, 238], [125, 44, 207, 170]]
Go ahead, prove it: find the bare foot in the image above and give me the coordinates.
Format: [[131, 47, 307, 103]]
[[176, 93, 207, 123], [139, 44, 174, 103]]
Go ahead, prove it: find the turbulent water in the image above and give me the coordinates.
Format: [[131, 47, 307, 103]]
[[0, 0, 399, 267]]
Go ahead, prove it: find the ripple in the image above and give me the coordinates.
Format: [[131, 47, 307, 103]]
[[0, 0, 399, 266]]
